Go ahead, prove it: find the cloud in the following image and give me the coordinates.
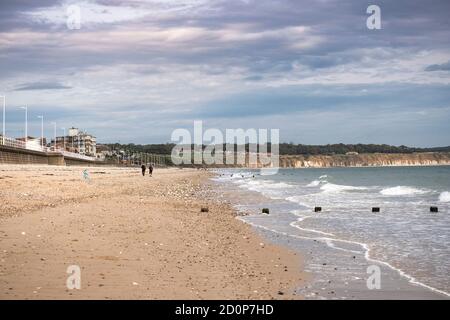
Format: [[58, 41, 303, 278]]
[[1, 0, 450, 146], [243, 75, 263, 81], [14, 82, 72, 91], [193, 83, 450, 119], [24, 0, 213, 27], [425, 61, 450, 71]]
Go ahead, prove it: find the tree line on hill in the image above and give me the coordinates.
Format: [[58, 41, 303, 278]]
[[103, 143, 450, 156]]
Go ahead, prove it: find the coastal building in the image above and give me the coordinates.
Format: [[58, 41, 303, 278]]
[[95, 144, 112, 160], [16, 136, 46, 151], [54, 127, 97, 156]]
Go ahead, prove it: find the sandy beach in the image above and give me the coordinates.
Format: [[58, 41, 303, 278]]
[[0, 165, 305, 300]]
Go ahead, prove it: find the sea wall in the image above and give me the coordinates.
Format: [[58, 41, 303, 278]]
[[279, 152, 450, 168], [0, 145, 50, 165], [0, 145, 111, 166]]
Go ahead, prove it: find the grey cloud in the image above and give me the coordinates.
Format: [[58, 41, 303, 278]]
[[14, 81, 72, 91], [243, 75, 263, 81], [2, 0, 450, 80], [425, 61, 450, 71], [1, 0, 450, 146], [0, 0, 60, 31]]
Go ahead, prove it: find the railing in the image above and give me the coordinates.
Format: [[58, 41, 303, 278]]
[[1, 136, 48, 153], [60, 150, 97, 161], [26, 143, 46, 152], [1, 136, 26, 149], [1, 136, 96, 162]]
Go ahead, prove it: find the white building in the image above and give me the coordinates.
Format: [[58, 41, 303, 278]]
[[55, 127, 97, 156]]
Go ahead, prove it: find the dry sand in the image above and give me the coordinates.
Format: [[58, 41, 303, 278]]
[[0, 165, 305, 299]]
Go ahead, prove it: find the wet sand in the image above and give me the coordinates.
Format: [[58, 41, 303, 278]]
[[0, 165, 305, 299]]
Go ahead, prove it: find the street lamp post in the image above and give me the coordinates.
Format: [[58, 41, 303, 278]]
[[51, 122, 56, 151], [19, 105, 28, 145], [1, 95, 5, 145], [37, 116, 44, 149], [61, 127, 66, 151]]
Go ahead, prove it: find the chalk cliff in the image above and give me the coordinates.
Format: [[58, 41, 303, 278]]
[[278, 152, 450, 168]]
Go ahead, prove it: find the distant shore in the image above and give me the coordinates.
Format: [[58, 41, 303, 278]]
[[0, 165, 304, 299], [279, 152, 450, 168]]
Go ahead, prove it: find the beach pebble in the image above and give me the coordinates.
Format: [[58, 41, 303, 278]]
[[132, 282, 139, 286], [21, 232, 26, 235]]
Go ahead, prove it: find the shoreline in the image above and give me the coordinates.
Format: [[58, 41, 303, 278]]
[[0, 165, 305, 299], [213, 164, 450, 170], [276, 164, 450, 169]]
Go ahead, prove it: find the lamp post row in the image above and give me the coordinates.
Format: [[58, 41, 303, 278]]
[[0, 95, 64, 150]]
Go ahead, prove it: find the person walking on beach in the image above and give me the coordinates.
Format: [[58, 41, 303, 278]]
[[141, 164, 146, 176], [149, 163, 154, 177]]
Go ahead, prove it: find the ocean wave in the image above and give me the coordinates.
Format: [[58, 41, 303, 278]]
[[306, 180, 322, 187], [320, 183, 367, 193], [439, 191, 450, 202], [243, 180, 294, 189], [380, 186, 427, 196], [286, 196, 312, 208], [236, 180, 295, 200]]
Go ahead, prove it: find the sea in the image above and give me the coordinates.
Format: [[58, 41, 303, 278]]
[[212, 166, 450, 299]]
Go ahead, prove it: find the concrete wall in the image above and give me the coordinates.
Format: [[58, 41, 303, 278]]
[[0, 145, 108, 166], [64, 157, 115, 167], [0, 145, 50, 165]]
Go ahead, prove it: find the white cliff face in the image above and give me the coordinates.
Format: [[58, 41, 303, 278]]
[[279, 153, 450, 168]]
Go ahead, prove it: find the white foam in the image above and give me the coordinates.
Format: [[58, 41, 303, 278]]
[[439, 191, 450, 202], [319, 175, 328, 179], [242, 180, 294, 190], [307, 180, 321, 187], [289, 216, 335, 237], [235, 179, 295, 200], [285, 196, 311, 208], [380, 186, 427, 196], [320, 183, 367, 193]]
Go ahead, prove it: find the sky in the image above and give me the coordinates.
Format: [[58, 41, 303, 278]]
[[0, 0, 449, 146]]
